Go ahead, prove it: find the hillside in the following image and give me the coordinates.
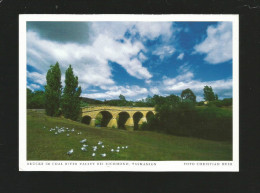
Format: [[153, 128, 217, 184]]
[[27, 110, 232, 161], [80, 97, 104, 105]]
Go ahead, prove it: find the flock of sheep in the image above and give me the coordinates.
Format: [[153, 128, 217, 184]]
[[43, 126, 129, 158]]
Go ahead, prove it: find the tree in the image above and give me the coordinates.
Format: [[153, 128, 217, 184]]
[[215, 94, 218, 101], [166, 94, 181, 104], [152, 95, 165, 106], [203, 85, 216, 101], [45, 62, 62, 116], [62, 65, 82, 120], [27, 88, 33, 101], [181, 88, 196, 103], [119, 94, 126, 101]]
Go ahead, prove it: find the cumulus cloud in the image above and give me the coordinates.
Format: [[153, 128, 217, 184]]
[[27, 30, 152, 91], [194, 22, 232, 64], [82, 85, 148, 100], [27, 83, 41, 91], [26, 22, 176, 98], [163, 72, 194, 86], [152, 45, 175, 60], [150, 87, 160, 95], [177, 53, 184, 60], [27, 71, 46, 85], [138, 52, 148, 62], [90, 22, 174, 41], [145, 79, 152, 84], [27, 31, 115, 89], [90, 22, 132, 41], [162, 70, 232, 100], [132, 22, 173, 40], [164, 77, 232, 92]]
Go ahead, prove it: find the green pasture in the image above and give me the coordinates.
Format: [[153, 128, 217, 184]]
[[27, 110, 232, 161]]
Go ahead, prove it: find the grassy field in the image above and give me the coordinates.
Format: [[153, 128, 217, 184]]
[[27, 109, 232, 161], [195, 105, 232, 117]]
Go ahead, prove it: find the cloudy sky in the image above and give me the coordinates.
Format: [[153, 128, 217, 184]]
[[27, 21, 233, 101]]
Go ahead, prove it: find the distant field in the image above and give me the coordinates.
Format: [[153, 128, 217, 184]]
[[195, 105, 232, 117], [27, 110, 232, 161]]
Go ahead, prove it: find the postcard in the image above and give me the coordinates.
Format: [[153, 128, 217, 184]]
[[19, 14, 239, 171]]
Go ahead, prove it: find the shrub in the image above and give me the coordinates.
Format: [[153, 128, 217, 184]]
[[145, 102, 232, 141], [197, 101, 204, 106]]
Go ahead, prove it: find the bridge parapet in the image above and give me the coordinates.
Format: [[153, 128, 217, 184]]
[[81, 106, 155, 112]]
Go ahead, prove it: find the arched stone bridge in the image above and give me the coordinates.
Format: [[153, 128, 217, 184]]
[[81, 106, 156, 129]]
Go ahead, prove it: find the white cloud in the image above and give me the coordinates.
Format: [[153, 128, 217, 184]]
[[90, 22, 132, 41], [177, 53, 184, 60], [133, 22, 173, 40], [94, 34, 152, 80], [27, 83, 41, 91], [158, 65, 233, 100], [27, 22, 177, 93], [177, 63, 191, 73], [27, 31, 115, 89], [139, 52, 148, 62], [27, 71, 46, 85], [194, 22, 232, 64], [163, 72, 194, 86], [145, 79, 152, 84], [90, 22, 174, 42], [162, 70, 232, 100], [152, 45, 175, 60], [150, 87, 160, 95], [27, 30, 152, 91], [164, 78, 232, 92], [82, 85, 148, 100]]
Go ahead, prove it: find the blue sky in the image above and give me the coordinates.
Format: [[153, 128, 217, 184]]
[[27, 21, 233, 101]]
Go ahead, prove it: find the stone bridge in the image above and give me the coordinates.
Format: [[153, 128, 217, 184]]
[[81, 106, 156, 129]]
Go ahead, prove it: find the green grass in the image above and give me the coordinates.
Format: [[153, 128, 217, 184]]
[[27, 109, 232, 161], [196, 105, 232, 118]]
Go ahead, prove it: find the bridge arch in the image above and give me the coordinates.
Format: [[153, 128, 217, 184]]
[[81, 115, 92, 125], [133, 111, 144, 130], [117, 111, 130, 129], [146, 111, 155, 121], [97, 111, 113, 127]]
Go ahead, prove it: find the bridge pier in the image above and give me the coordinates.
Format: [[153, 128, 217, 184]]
[[138, 117, 147, 125], [125, 116, 134, 127], [107, 113, 118, 128], [90, 118, 96, 127]]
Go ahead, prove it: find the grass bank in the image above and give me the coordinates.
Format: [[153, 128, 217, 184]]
[[27, 110, 232, 161]]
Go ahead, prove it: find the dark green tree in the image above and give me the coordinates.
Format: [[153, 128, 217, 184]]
[[203, 85, 216, 101], [152, 95, 165, 106], [62, 65, 82, 120], [45, 62, 62, 116], [119, 94, 126, 101], [215, 94, 218, 101], [181, 88, 196, 103], [166, 94, 181, 108], [27, 88, 33, 101]]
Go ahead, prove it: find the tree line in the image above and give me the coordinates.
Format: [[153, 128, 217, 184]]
[[101, 86, 231, 108], [139, 88, 232, 141]]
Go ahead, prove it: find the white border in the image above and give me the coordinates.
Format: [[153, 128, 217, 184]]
[[19, 14, 239, 172]]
